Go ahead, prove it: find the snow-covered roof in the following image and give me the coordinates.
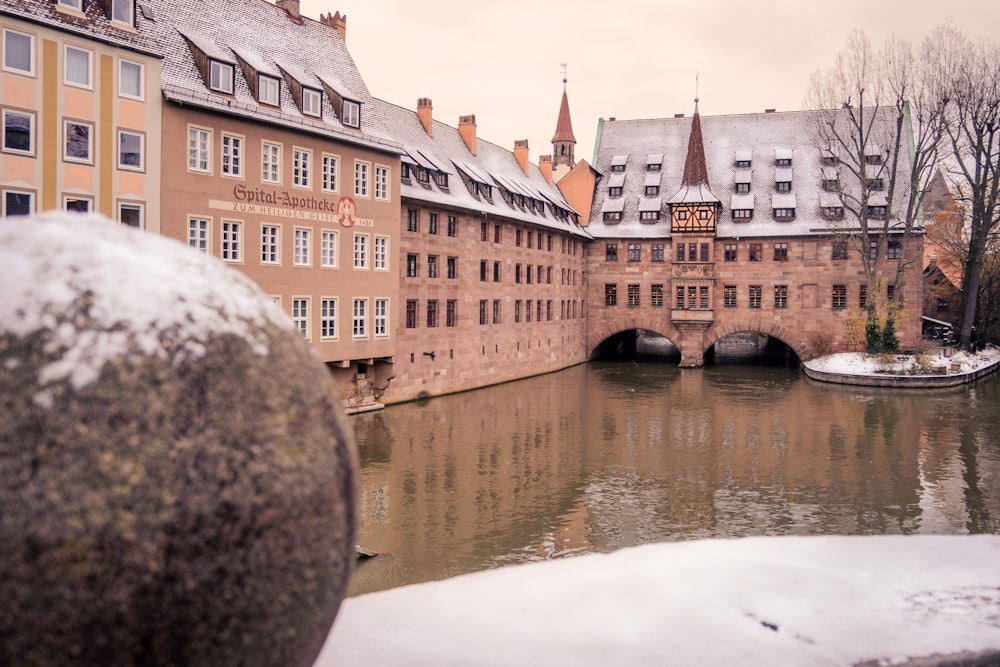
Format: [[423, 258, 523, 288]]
[[607, 173, 626, 189], [734, 149, 753, 163], [772, 193, 797, 209], [643, 171, 661, 188], [734, 170, 752, 185], [638, 197, 662, 212], [731, 193, 755, 209], [0, 0, 161, 56], [774, 167, 793, 183]]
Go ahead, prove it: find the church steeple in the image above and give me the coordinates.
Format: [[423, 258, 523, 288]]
[[681, 97, 710, 189], [668, 98, 720, 234], [551, 65, 576, 171]]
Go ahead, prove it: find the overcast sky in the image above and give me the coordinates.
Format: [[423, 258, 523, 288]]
[[299, 0, 999, 165]]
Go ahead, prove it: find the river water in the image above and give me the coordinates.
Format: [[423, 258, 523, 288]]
[[347, 361, 1000, 596]]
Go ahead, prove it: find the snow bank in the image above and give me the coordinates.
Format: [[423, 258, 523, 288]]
[[805, 348, 1000, 376]]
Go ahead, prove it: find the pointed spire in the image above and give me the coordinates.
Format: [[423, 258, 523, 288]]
[[681, 99, 709, 187], [551, 73, 576, 144]]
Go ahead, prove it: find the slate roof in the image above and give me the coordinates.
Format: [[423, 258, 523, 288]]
[[0, 0, 161, 56], [144, 0, 399, 155], [589, 108, 915, 240], [370, 97, 591, 239]]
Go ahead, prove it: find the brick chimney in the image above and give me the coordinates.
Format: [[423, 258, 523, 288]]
[[539, 155, 553, 185], [417, 98, 433, 137], [458, 114, 476, 155], [514, 139, 530, 176], [276, 0, 299, 19], [320, 11, 347, 42]]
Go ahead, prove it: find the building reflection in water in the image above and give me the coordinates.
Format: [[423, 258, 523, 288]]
[[348, 363, 1000, 596]]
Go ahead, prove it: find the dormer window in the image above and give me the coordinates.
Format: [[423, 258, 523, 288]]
[[864, 151, 883, 165], [776, 180, 791, 193], [435, 172, 448, 188], [867, 177, 883, 190], [774, 207, 796, 221], [258, 74, 279, 106], [640, 210, 660, 221], [111, 0, 134, 26], [401, 163, 411, 181], [645, 185, 659, 196], [610, 154, 629, 172], [342, 99, 360, 128], [57, 0, 83, 10], [610, 164, 625, 173], [735, 149, 753, 168], [823, 178, 840, 192], [775, 148, 793, 167], [607, 186, 620, 198], [868, 204, 887, 219], [604, 211, 622, 222], [735, 182, 750, 194], [775, 158, 791, 167], [210, 60, 234, 94], [647, 163, 661, 172], [736, 159, 751, 168], [733, 209, 753, 221], [646, 154, 663, 172], [302, 87, 322, 117], [824, 206, 845, 220], [416, 167, 429, 183]]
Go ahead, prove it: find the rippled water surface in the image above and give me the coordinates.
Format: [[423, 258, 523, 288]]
[[348, 362, 1000, 596]]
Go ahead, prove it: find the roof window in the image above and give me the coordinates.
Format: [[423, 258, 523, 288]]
[[342, 99, 360, 128], [735, 150, 753, 168], [302, 87, 322, 117], [210, 60, 234, 94], [258, 74, 280, 106]]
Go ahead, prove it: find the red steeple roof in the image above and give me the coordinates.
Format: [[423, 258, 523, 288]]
[[551, 88, 576, 144], [681, 100, 709, 187]]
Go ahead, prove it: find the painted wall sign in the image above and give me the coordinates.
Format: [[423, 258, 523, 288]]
[[206, 186, 373, 227]]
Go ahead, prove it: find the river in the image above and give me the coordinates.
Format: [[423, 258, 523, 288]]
[[347, 360, 1000, 596]]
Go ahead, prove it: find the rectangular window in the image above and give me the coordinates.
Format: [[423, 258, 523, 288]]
[[651, 284, 664, 307], [526, 266, 533, 284], [887, 241, 901, 260], [700, 243, 709, 262], [374, 299, 388, 337], [261, 224, 279, 264], [627, 284, 640, 307], [428, 212, 438, 235], [406, 209, 418, 232], [118, 201, 143, 228], [640, 211, 661, 221], [262, 142, 280, 183], [446, 300, 457, 327], [675, 286, 685, 309], [188, 217, 209, 253], [605, 243, 618, 262], [352, 298, 367, 338], [258, 74, 280, 105], [302, 87, 322, 117], [222, 134, 242, 177], [342, 99, 360, 128], [3, 28, 34, 76], [749, 243, 763, 262], [832, 241, 848, 260], [427, 300, 438, 328], [354, 161, 369, 197], [210, 60, 234, 93], [294, 227, 311, 266], [605, 283, 617, 307], [724, 244, 737, 262], [526, 300, 532, 322], [321, 230, 338, 268], [64, 195, 91, 213], [2, 108, 33, 155], [832, 284, 847, 309], [3, 189, 33, 216], [859, 285, 868, 309], [293, 148, 311, 188], [493, 300, 501, 325], [406, 254, 418, 278], [406, 300, 418, 328], [65, 120, 93, 163], [221, 220, 241, 262], [700, 286, 709, 309], [480, 260, 488, 282], [117, 130, 144, 171], [188, 127, 209, 172], [479, 300, 488, 325], [887, 285, 896, 302], [119, 59, 143, 99], [494, 224, 501, 243], [447, 215, 457, 237], [321, 298, 337, 340], [493, 261, 501, 282], [447, 256, 457, 279], [733, 209, 753, 221], [427, 255, 439, 279], [64, 45, 92, 88], [776, 181, 791, 193], [628, 243, 641, 262], [481, 222, 489, 241], [292, 298, 309, 338], [774, 285, 788, 309], [773, 243, 788, 261], [515, 300, 522, 323], [652, 243, 665, 262], [749, 285, 762, 309], [724, 285, 737, 308], [676, 243, 687, 262], [353, 234, 369, 269], [375, 164, 390, 201], [688, 287, 697, 309], [322, 154, 338, 192], [374, 235, 388, 271]]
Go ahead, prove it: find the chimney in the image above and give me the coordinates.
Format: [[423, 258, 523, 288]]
[[539, 155, 553, 185], [458, 114, 476, 155], [514, 139, 530, 176], [320, 11, 347, 42], [764, 108, 776, 113], [417, 98, 433, 137], [928, 252, 938, 267], [674, 113, 685, 118], [276, 0, 299, 19]]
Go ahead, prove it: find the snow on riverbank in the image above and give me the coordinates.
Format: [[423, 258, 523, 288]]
[[805, 346, 1000, 376], [316, 535, 1000, 667]]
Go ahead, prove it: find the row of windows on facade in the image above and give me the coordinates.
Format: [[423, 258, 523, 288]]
[[3, 109, 148, 171], [603, 240, 902, 263], [602, 205, 887, 224], [403, 252, 578, 287], [402, 298, 581, 329], [186, 127, 391, 199], [287, 296, 389, 342], [404, 210, 582, 256], [610, 148, 882, 175], [603, 283, 896, 310], [1, 188, 145, 226], [51, 0, 137, 25], [185, 217, 391, 270]]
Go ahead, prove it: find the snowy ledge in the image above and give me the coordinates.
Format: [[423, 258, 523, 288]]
[[803, 348, 1000, 388], [315, 535, 1000, 666]]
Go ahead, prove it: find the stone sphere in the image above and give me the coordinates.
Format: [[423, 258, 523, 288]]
[[0, 213, 358, 666]]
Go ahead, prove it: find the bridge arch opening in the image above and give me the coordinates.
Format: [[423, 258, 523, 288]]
[[590, 329, 681, 363], [707, 332, 801, 368]]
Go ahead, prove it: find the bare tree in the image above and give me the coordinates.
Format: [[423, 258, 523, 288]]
[[927, 26, 1000, 350]]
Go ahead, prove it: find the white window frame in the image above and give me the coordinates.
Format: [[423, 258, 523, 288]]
[[293, 147, 311, 188], [188, 126, 211, 173], [111, 0, 135, 26], [374, 235, 389, 271], [221, 133, 243, 178], [64, 44, 92, 89], [188, 216, 210, 253], [63, 195, 92, 213], [64, 119, 93, 164], [321, 298, 338, 340], [117, 129, 144, 171], [261, 223, 280, 264], [258, 74, 280, 106], [221, 220, 242, 262], [57, 0, 84, 10], [209, 60, 234, 94], [342, 99, 360, 128], [262, 141, 281, 183], [374, 298, 389, 338], [2, 189, 34, 216], [2, 108, 34, 156], [3, 28, 35, 76], [302, 87, 322, 117], [353, 233, 369, 270], [354, 160, 369, 197], [118, 58, 143, 99], [117, 200, 144, 229], [322, 153, 338, 192], [321, 229, 338, 268], [292, 297, 310, 340], [374, 164, 390, 201], [293, 227, 311, 266], [352, 298, 367, 339]]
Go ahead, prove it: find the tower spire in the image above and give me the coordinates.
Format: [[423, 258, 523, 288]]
[[551, 65, 576, 170]]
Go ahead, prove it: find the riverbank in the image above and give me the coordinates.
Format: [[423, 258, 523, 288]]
[[803, 346, 1000, 388]]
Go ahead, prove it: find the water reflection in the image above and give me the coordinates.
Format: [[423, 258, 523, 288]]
[[348, 362, 1000, 596]]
